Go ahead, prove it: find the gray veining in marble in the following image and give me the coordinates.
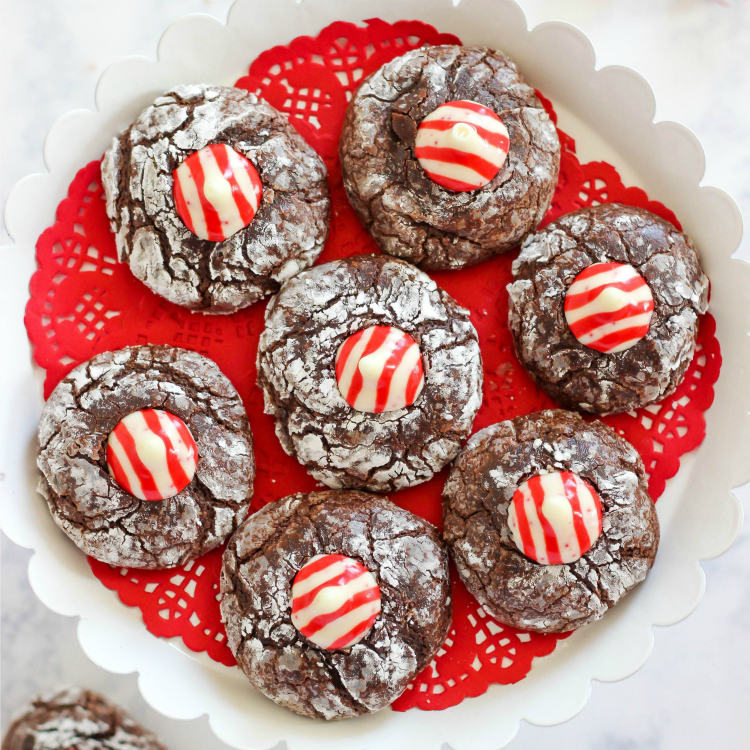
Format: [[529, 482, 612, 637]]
[[1, 1, 749, 749]]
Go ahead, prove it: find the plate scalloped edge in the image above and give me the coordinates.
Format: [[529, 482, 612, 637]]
[[1, 1, 748, 749]]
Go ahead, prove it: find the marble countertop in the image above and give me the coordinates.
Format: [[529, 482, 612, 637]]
[[2, 1, 748, 748]]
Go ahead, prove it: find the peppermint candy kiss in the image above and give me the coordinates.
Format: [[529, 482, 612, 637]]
[[291, 554, 381, 650], [335, 325, 425, 413], [507, 471, 603, 565], [173, 143, 263, 242], [414, 100, 510, 192], [107, 409, 198, 501], [564, 262, 655, 354]]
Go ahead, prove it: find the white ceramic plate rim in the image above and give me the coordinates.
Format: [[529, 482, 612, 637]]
[[1, 1, 748, 749]]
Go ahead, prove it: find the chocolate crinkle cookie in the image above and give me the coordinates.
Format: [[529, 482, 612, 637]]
[[102, 83, 330, 313], [443, 410, 659, 633], [256, 254, 483, 492], [220, 490, 452, 719], [339, 45, 560, 269], [508, 203, 709, 414], [37, 345, 254, 569], [1, 686, 167, 750]]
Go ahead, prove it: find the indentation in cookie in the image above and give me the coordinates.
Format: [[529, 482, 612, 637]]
[[173, 143, 263, 241], [107, 408, 198, 501], [507, 470, 602, 565], [564, 262, 654, 353], [414, 100, 510, 191], [335, 325, 424, 414], [290, 553, 381, 649]]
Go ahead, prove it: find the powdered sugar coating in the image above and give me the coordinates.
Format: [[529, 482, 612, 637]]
[[443, 410, 659, 633], [508, 204, 709, 414], [2, 686, 166, 750], [37, 345, 254, 569], [256, 254, 483, 492], [220, 490, 452, 719], [101, 84, 330, 313], [339, 46, 560, 269]]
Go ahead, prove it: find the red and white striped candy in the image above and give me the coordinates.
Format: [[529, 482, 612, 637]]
[[564, 262, 655, 354], [414, 100, 510, 192], [173, 143, 263, 242], [107, 409, 198, 501], [291, 554, 381, 650], [507, 471, 603, 565], [335, 325, 425, 414]]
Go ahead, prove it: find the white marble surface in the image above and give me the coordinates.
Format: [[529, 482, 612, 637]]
[[1, 1, 749, 748]]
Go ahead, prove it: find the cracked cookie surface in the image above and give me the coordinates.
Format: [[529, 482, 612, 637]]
[[37, 345, 254, 569], [1, 686, 167, 750], [508, 204, 709, 414], [102, 84, 330, 313], [443, 410, 659, 633], [339, 45, 560, 270], [256, 254, 483, 492], [220, 490, 451, 719]]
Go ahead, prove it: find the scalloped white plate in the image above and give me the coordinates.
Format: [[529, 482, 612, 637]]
[[1, 1, 748, 748]]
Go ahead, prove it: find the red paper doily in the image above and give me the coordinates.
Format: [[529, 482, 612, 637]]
[[25, 19, 721, 712]]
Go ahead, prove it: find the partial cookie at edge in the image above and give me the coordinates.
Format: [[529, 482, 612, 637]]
[[1, 686, 167, 750]]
